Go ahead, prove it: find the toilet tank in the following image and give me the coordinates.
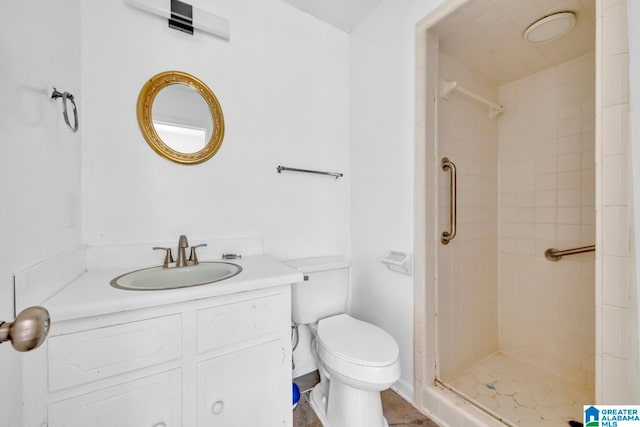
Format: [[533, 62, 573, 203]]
[[285, 256, 351, 324]]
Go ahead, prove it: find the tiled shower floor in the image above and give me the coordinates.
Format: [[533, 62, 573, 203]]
[[445, 353, 593, 427]]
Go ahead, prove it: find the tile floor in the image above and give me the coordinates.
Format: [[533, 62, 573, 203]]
[[445, 353, 593, 427], [293, 371, 439, 427]]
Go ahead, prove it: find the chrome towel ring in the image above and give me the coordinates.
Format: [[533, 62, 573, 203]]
[[49, 87, 78, 133]]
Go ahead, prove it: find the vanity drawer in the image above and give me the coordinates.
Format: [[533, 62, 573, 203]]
[[197, 294, 283, 354], [48, 369, 181, 427], [48, 314, 182, 391]]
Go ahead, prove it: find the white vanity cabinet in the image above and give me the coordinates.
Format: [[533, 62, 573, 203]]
[[22, 285, 292, 427]]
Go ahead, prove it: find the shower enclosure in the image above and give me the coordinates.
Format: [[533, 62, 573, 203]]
[[436, 50, 595, 426], [413, 0, 605, 426]]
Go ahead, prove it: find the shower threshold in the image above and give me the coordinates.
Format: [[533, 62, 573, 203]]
[[440, 353, 593, 427]]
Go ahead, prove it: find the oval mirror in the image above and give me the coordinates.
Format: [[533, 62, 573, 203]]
[[137, 71, 225, 164]]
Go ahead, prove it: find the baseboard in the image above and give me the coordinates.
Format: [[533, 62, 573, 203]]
[[391, 377, 414, 403]]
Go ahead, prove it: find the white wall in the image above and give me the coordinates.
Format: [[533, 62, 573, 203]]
[[0, 1, 82, 425], [349, 0, 444, 398], [81, 0, 350, 260]]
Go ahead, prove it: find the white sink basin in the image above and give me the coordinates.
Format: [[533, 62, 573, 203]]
[[111, 262, 242, 290]]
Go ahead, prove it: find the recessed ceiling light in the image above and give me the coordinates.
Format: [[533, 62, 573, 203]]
[[524, 12, 576, 44]]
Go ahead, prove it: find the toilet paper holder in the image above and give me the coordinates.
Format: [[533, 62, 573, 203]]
[[380, 251, 412, 276]]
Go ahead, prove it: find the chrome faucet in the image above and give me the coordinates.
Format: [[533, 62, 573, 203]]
[[153, 235, 207, 269], [176, 235, 189, 267]]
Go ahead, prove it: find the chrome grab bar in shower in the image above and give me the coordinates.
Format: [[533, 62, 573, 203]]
[[441, 157, 457, 245], [544, 245, 595, 262]]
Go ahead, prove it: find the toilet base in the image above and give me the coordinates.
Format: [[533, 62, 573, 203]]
[[308, 384, 330, 426], [308, 380, 389, 427]]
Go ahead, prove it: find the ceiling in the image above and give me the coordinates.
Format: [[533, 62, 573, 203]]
[[429, 0, 595, 85], [279, 0, 595, 84], [280, 0, 382, 33]]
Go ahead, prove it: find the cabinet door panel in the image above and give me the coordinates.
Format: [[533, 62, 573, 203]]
[[197, 340, 285, 426], [197, 295, 282, 354], [48, 369, 181, 427], [49, 314, 182, 391]]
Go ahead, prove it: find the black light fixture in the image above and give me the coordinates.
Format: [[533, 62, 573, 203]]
[[125, 0, 231, 40], [169, 0, 193, 35]]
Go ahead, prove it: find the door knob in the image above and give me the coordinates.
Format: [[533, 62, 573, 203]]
[[0, 306, 50, 352]]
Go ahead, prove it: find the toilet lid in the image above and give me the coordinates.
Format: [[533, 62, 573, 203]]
[[317, 314, 399, 367]]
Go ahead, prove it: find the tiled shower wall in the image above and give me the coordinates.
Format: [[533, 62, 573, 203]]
[[438, 53, 499, 380], [497, 53, 596, 388], [596, 0, 635, 403]]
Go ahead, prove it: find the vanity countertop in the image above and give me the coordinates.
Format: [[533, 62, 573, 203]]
[[43, 255, 303, 322]]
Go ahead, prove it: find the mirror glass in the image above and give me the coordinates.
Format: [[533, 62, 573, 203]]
[[152, 84, 214, 154], [137, 71, 225, 164]]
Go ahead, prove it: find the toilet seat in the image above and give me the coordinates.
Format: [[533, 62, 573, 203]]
[[318, 314, 399, 366], [316, 314, 400, 387]]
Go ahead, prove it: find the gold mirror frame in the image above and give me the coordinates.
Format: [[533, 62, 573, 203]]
[[137, 71, 225, 164]]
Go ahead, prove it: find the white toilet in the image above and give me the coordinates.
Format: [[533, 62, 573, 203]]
[[286, 256, 400, 427]]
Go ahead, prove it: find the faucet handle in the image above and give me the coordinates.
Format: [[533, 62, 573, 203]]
[[189, 243, 207, 264], [153, 247, 174, 268]]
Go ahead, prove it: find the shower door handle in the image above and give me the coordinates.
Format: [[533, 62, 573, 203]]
[[441, 157, 457, 245]]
